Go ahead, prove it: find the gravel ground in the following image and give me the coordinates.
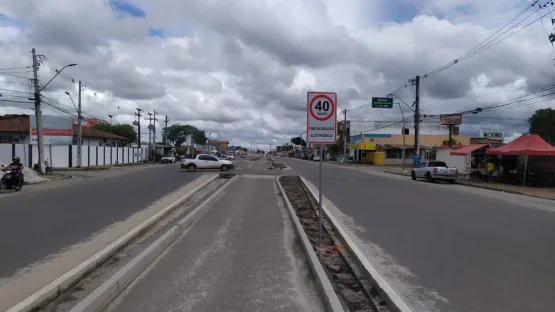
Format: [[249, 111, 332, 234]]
[[279, 176, 377, 312]]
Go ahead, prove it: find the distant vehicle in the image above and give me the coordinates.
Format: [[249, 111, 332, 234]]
[[313, 155, 321, 161], [160, 154, 176, 164], [226, 154, 236, 160], [180, 154, 234, 172], [411, 161, 458, 183]]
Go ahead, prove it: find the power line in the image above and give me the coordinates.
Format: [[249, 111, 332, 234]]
[[388, 1, 550, 95]]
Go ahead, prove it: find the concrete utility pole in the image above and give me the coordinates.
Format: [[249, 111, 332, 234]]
[[396, 103, 407, 172], [135, 108, 142, 148], [152, 110, 158, 147], [31, 48, 44, 172], [414, 75, 421, 157], [218, 133, 221, 150], [164, 115, 169, 146], [146, 113, 153, 161], [342, 108, 347, 163], [76, 80, 83, 167], [31, 48, 76, 172]]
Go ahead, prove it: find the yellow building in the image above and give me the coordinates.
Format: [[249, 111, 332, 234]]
[[348, 134, 470, 165], [207, 140, 229, 151]]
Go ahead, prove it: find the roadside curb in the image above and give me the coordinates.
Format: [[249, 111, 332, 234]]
[[299, 176, 413, 312], [383, 171, 554, 201], [276, 176, 344, 312], [7, 173, 220, 312], [68, 175, 240, 312]]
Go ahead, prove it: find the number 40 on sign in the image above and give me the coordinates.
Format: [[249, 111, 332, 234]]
[[306, 92, 337, 144]]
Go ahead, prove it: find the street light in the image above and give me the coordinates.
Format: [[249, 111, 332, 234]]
[[40, 64, 77, 92], [386, 93, 414, 111], [65, 90, 83, 167], [395, 102, 408, 172]]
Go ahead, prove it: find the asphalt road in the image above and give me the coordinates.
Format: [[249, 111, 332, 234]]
[[105, 176, 323, 312], [0, 164, 205, 278], [280, 158, 555, 312]]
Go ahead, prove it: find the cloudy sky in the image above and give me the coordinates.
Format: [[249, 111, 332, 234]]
[[0, 0, 554, 148]]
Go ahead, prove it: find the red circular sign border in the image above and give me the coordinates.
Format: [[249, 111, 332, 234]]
[[309, 94, 335, 121]]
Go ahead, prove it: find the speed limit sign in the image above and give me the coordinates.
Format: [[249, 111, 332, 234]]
[[307, 91, 337, 144]]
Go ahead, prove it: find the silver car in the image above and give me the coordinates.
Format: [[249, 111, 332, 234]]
[[411, 161, 458, 183]]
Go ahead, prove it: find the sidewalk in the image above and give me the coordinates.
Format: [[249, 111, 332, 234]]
[[104, 175, 324, 312], [384, 168, 555, 200]]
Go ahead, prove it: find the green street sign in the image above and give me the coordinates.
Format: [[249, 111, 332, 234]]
[[371, 97, 393, 108]]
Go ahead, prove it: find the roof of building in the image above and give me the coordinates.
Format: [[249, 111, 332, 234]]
[[208, 139, 229, 144], [0, 115, 127, 140]]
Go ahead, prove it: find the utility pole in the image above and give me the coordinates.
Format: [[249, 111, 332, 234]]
[[135, 108, 142, 148], [164, 115, 169, 146], [32, 48, 45, 173], [145, 113, 153, 161], [218, 133, 221, 151], [342, 108, 347, 163], [153, 110, 158, 147], [76, 81, 83, 167], [414, 75, 421, 157]]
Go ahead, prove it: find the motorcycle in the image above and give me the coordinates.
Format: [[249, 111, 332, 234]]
[[33, 160, 53, 175], [0, 170, 24, 194]]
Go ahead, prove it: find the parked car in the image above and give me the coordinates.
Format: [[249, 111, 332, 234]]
[[160, 154, 175, 164], [180, 154, 234, 172], [313, 155, 321, 161], [226, 154, 236, 160], [411, 161, 457, 183]]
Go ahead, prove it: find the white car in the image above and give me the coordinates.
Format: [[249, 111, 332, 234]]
[[226, 154, 236, 160], [160, 154, 175, 164], [180, 154, 234, 172], [411, 160, 458, 183]]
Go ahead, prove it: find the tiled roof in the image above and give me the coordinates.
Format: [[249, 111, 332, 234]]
[[72, 125, 127, 140], [0, 116, 29, 132], [0, 115, 127, 140]]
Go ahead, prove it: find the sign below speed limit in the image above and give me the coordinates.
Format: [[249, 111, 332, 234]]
[[306, 92, 337, 144]]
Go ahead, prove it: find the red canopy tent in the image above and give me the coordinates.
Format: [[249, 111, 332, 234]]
[[487, 134, 555, 156], [487, 134, 555, 185]]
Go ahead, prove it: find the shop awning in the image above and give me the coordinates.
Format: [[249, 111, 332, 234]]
[[487, 134, 555, 156], [450, 144, 487, 156]]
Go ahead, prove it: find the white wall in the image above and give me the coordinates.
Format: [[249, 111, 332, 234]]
[[436, 148, 468, 173], [0, 143, 147, 168]]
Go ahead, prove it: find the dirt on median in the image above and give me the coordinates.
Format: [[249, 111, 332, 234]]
[[279, 175, 379, 312]]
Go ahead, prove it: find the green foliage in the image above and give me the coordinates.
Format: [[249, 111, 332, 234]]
[[327, 143, 341, 154], [529, 108, 555, 143], [95, 123, 137, 146], [290, 137, 307, 146], [163, 124, 207, 147], [442, 139, 461, 145]]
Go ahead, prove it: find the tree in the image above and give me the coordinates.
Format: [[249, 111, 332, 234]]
[[290, 137, 307, 146], [327, 143, 341, 154], [95, 123, 137, 146], [529, 108, 555, 143], [163, 124, 207, 147], [442, 139, 461, 145]]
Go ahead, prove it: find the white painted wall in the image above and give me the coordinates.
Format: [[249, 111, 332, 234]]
[[0, 144, 147, 168], [436, 148, 468, 173]]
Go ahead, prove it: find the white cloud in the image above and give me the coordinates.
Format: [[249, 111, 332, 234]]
[[0, 0, 552, 148]]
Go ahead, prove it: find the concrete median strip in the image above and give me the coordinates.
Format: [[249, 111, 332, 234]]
[[7, 174, 221, 312], [67, 174, 239, 312], [276, 176, 344, 312], [299, 176, 413, 312]]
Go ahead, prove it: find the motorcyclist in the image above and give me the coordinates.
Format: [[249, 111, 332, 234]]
[[2, 156, 24, 184]]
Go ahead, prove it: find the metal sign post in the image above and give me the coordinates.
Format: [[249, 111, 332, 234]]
[[306, 91, 337, 243]]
